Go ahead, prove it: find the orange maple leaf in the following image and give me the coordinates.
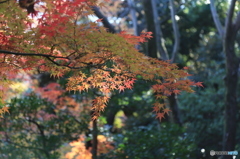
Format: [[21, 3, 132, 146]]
[[2, 106, 10, 114], [153, 102, 165, 110], [92, 115, 98, 120]]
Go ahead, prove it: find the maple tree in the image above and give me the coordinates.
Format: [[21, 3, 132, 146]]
[[0, 0, 202, 121]]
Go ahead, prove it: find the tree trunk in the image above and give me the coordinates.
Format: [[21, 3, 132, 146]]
[[143, 0, 158, 59], [222, 29, 238, 159], [92, 119, 98, 159], [210, 1, 239, 158], [168, 94, 182, 126], [143, 0, 182, 126]]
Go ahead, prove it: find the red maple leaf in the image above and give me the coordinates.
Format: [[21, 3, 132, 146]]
[[173, 89, 181, 94], [124, 80, 133, 89], [156, 112, 165, 121], [152, 106, 160, 113], [163, 108, 171, 115], [195, 82, 204, 87], [118, 85, 125, 92]]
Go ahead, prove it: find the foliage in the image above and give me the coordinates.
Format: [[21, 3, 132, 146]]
[[0, 0, 200, 120], [102, 123, 196, 159], [65, 134, 114, 159], [1, 0, 239, 159], [0, 93, 90, 159]]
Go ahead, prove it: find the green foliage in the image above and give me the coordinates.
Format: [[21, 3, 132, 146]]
[[102, 123, 196, 159], [177, 19, 231, 156]]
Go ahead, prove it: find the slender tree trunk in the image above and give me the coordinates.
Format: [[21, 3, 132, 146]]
[[92, 119, 98, 159]]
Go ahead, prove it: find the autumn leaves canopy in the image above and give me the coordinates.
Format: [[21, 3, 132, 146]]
[[0, 0, 202, 120]]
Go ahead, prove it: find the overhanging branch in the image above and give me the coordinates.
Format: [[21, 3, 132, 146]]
[[0, 49, 107, 70]]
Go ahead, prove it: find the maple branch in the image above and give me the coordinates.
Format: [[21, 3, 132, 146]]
[[0, 49, 110, 70], [0, 49, 86, 69], [45, 56, 70, 67], [0, 50, 68, 59], [0, 0, 9, 4], [45, 56, 107, 70]]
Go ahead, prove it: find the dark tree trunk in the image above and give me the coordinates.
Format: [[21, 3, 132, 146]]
[[168, 94, 182, 126], [210, 1, 239, 158], [142, 0, 158, 58], [92, 119, 98, 159], [222, 27, 238, 159], [106, 106, 119, 133]]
